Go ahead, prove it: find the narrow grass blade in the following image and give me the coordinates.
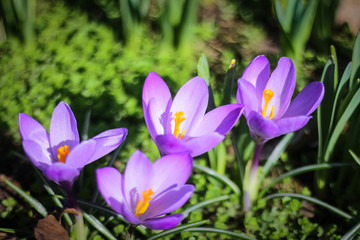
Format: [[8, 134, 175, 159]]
[[81, 110, 91, 140], [259, 133, 294, 185], [341, 221, 360, 240], [325, 87, 360, 162], [3, 179, 47, 217], [182, 195, 230, 219], [194, 163, 240, 195], [83, 212, 116, 240], [221, 59, 236, 105], [350, 31, 360, 88], [197, 54, 216, 111], [349, 150, 360, 167], [263, 193, 352, 220], [185, 227, 255, 240], [0, 227, 32, 234], [259, 163, 349, 198], [147, 220, 208, 240], [327, 62, 352, 139]]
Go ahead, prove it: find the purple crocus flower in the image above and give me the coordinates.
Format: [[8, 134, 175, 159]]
[[18, 101, 128, 189], [96, 150, 194, 230], [143, 72, 244, 157], [236, 55, 324, 144]]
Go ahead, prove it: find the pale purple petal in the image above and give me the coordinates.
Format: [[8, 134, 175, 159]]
[[242, 55, 271, 101], [171, 77, 208, 133], [44, 163, 80, 186], [50, 102, 80, 158], [18, 113, 50, 152], [276, 116, 311, 136], [282, 82, 325, 118], [65, 140, 96, 169], [247, 111, 279, 143], [155, 134, 191, 156], [124, 150, 154, 205], [236, 79, 259, 117], [22, 140, 52, 170], [118, 202, 142, 225], [147, 98, 172, 136], [192, 104, 244, 136], [96, 167, 125, 214], [263, 57, 296, 120], [152, 153, 192, 194], [144, 185, 194, 219], [142, 213, 183, 230], [143, 72, 173, 138], [184, 133, 225, 157], [88, 128, 128, 164]]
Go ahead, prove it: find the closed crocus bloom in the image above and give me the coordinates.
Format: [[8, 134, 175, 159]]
[[143, 72, 244, 157], [19, 101, 127, 189], [237, 55, 324, 144], [96, 150, 194, 230]]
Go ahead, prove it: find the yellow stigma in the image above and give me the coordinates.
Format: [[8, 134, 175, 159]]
[[261, 89, 275, 120], [136, 189, 154, 217], [57, 145, 70, 163], [173, 111, 186, 140]]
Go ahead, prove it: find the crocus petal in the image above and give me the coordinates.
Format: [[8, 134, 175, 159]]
[[88, 128, 128, 164], [19, 113, 50, 151], [276, 116, 311, 136], [44, 163, 80, 186], [192, 103, 244, 137], [247, 111, 279, 143], [142, 213, 183, 230], [144, 185, 194, 219], [65, 140, 96, 169], [184, 133, 225, 157], [22, 140, 52, 170], [50, 102, 80, 158], [236, 79, 259, 117], [96, 167, 125, 214], [152, 153, 193, 194], [147, 98, 172, 136], [143, 72, 173, 138], [124, 150, 154, 205], [242, 55, 270, 102], [282, 81, 325, 118], [171, 77, 208, 133], [155, 134, 191, 156], [264, 57, 296, 119]]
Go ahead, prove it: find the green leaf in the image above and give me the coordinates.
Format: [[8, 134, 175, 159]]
[[221, 59, 236, 105], [350, 31, 360, 88], [349, 150, 360, 167], [259, 133, 294, 185], [83, 212, 116, 240], [326, 62, 352, 140], [263, 193, 352, 220], [147, 220, 208, 240], [341, 221, 360, 240], [182, 195, 231, 219], [324, 87, 360, 162], [194, 163, 240, 195], [185, 227, 255, 239], [197, 54, 210, 85], [3, 179, 48, 217], [259, 163, 349, 198]]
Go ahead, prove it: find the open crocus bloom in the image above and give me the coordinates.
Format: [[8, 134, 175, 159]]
[[237, 55, 324, 144], [19, 101, 127, 188], [143, 72, 244, 157], [96, 150, 194, 230]]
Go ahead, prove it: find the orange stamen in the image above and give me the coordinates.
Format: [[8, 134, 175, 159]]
[[57, 145, 69, 163], [261, 89, 275, 120], [136, 189, 154, 216], [173, 111, 186, 139]]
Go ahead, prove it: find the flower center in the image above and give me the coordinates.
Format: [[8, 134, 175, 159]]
[[261, 89, 274, 119], [173, 111, 186, 140], [57, 145, 70, 163], [136, 189, 154, 216]]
